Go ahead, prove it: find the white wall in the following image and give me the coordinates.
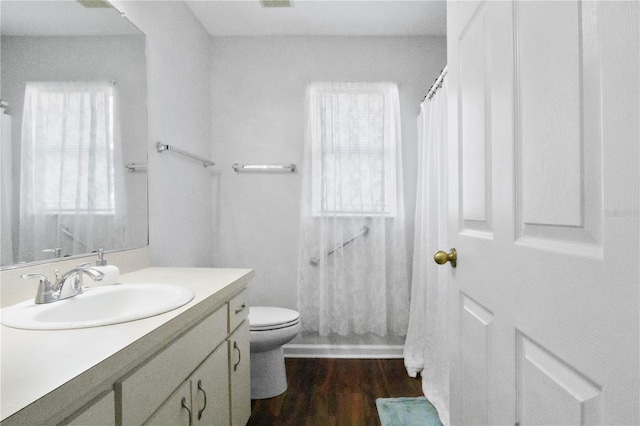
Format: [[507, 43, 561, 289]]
[[210, 36, 446, 310], [111, 1, 213, 267]]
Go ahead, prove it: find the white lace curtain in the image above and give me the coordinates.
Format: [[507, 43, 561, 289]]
[[297, 82, 410, 337], [403, 80, 450, 425], [19, 81, 126, 262], [1, 108, 14, 265]]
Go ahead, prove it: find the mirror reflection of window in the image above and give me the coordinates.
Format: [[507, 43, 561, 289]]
[[1, 0, 148, 268], [19, 81, 126, 261]]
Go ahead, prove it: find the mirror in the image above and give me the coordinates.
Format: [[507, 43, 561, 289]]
[[1, 0, 148, 268]]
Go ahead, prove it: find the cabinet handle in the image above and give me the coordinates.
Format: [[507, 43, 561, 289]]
[[233, 341, 241, 372], [235, 303, 246, 315], [181, 397, 193, 426], [197, 379, 208, 420]]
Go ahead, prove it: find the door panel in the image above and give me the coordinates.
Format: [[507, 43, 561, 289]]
[[459, 2, 492, 232], [515, 1, 603, 253], [517, 332, 602, 425], [459, 293, 493, 425], [518, 1, 583, 228]]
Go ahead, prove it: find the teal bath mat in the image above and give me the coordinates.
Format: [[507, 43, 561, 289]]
[[376, 397, 443, 426]]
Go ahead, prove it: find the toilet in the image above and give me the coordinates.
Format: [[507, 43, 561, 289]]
[[249, 306, 301, 399]]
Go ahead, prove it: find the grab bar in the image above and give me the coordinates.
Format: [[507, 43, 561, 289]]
[[232, 163, 296, 173], [156, 141, 215, 168], [310, 226, 369, 267], [60, 227, 89, 249]]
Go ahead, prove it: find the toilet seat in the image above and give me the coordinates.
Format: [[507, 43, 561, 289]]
[[249, 307, 300, 331]]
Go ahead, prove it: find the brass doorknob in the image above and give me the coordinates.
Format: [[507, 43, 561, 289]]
[[434, 248, 457, 268]]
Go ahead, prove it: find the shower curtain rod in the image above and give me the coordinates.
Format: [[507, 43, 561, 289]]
[[22, 80, 117, 85], [423, 66, 448, 102]]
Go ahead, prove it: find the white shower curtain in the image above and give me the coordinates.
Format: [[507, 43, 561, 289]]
[[19, 81, 127, 262], [403, 80, 449, 425], [297, 82, 410, 337]]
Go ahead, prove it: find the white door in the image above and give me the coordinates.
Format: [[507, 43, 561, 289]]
[[446, 1, 639, 424]]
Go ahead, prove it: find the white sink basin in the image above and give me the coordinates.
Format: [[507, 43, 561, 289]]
[[0, 284, 194, 330]]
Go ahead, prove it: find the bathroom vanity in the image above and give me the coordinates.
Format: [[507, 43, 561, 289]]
[[0, 267, 253, 425]]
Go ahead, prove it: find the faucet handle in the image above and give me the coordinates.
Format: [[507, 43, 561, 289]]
[[21, 273, 56, 304], [21, 273, 50, 283]]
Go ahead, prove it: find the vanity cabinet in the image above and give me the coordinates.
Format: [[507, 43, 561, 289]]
[[116, 289, 251, 426], [0, 268, 254, 426]]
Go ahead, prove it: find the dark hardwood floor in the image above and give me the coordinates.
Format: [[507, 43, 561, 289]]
[[247, 358, 423, 426]]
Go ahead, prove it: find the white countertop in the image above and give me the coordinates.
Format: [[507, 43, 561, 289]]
[[0, 267, 254, 424]]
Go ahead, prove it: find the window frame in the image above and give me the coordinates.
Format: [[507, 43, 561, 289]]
[[308, 82, 398, 217]]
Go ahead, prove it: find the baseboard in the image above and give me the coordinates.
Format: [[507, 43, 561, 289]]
[[284, 343, 404, 359]]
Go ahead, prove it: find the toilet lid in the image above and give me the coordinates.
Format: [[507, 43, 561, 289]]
[[249, 307, 300, 331]]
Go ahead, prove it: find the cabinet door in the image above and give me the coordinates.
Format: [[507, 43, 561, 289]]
[[144, 381, 191, 426], [117, 307, 227, 425], [192, 343, 230, 426], [229, 321, 250, 426]]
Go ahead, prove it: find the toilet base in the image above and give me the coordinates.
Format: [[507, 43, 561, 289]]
[[250, 346, 288, 399]]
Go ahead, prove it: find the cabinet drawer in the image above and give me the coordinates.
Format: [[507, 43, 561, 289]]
[[228, 289, 248, 333], [116, 307, 227, 425]]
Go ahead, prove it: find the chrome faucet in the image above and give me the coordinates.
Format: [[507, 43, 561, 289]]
[[54, 266, 105, 299], [21, 266, 104, 304]]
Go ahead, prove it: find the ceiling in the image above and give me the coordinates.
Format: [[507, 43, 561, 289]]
[[1, 0, 446, 38], [186, 1, 447, 37], [1, 1, 141, 36]]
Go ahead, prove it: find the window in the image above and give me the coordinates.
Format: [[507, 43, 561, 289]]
[[23, 82, 116, 214], [308, 82, 399, 216]]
